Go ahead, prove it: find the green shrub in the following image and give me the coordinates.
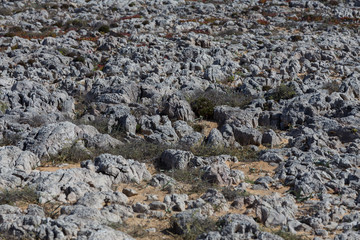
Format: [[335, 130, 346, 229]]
[[323, 80, 340, 94], [98, 25, 110, 33], [188, 145, 258, 162], [0, 101, 8, 113], [290, 35, 303, 42], [109, 140, 168, 162], [189, 89, 252, 120], [73, 56, 86, 63], [262, 85, 272, 91], [19, 115, 46, 127], [191, 97, 215, 120], [0, 186, 38, 205], [48, 144, 92, 165], [221, 186, 250, 201], [192, 123, 204, 133], [273, 230, 309, 240], [266, 84, 297, 102], [108, 222, 148, 238], [170, 215, 220, 240], [168, 168, 213, 194], [0, 8, 12, 16], [0, 133, 21, 147]]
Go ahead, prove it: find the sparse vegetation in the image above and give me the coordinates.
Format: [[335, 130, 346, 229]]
[[64, 19, 88, 29], [168, 168, 214, 194], [191, 123, 205, 133], [190, 96, 215, 120], [170, 215, 220, 240], [98, 25, 110, 33], [221, 186, 250, 201], [273, 230, 309, 240], [108, 221, 148, 238], [189, 89, 252, 120], [188, 145, 259, 162], [42, 202, 63, 219], [19, 115, 47, 127], [113, 140, 168, 162], [290, 35, 303, 42], [323, 80, 341, 94], [0, 101, 8, 113], [0, 186, 38, 205], [266, 84, 297, 102], [0, 133, 22, 147], [4, 26, 56, 39], [48, 143, 92, 165]]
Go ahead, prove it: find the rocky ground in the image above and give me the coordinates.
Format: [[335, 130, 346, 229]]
[[0, 0, 360, 239]]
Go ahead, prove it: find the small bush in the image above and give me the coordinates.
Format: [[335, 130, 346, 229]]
[[188, 145, 259, 162], [273, 230, 309, 240], [0, 101, 8, 113], [48, 143, 92, 165], [323, 80, 340, 94], [170, 215, 220, 240], [66, 19, 88, 28], [290, 35, 303, 42], [0, 233, 31, 240], [191, 97, 215, 120], [108, 222, 148, 238], [98, 25, 110, 33], [192, 124, 204, 133], [169, 168, 213, 194], [73, 56, 85, 63], [0, 133, 21, 147], [0, 186, 38, 205], [262, 85, 272, 91], [302, 14, 323, 22], [221, 187, 250, 201], [0, 8, 12, 16], [19, 115, 47, 127], [42, 202, 63, 219], [266, 84, 297, 102], [189, 89, 252, 120], [109, 140, 168, 162]]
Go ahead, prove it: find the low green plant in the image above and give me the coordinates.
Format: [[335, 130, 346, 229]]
[[273, 230, 309, 240], [73, 55, 85, 63], [19, 115, 46, 127], [323, 80, 340, 94], [289, 189, 314, 203], [221, 186, 250, 201], [0, 133, 22, 147], [290, 35, 303, 42], [191, 96, 215, 120], [108, 222, 148, 238], [48, 143, 92, 165], [266, 84, 297, 102], [168, 168, 213, 194], [314, 160, 330, 168], [0, 101, 8, 113], [0, 186, 38, 205], [188, 88, 252, 120], [65, 19, 88, 29], [0, 233, 32, 240], [42, 202, 63, 219], [0, 8, 12, 16], [244, 177, 255, 184], [192, 123, 204, 133], [188, 145, 259, 162], [98, 25, 110, 33], [262, 85, 272, 91], [109, 140, 168, 162], [170, 214, 220, 240]]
